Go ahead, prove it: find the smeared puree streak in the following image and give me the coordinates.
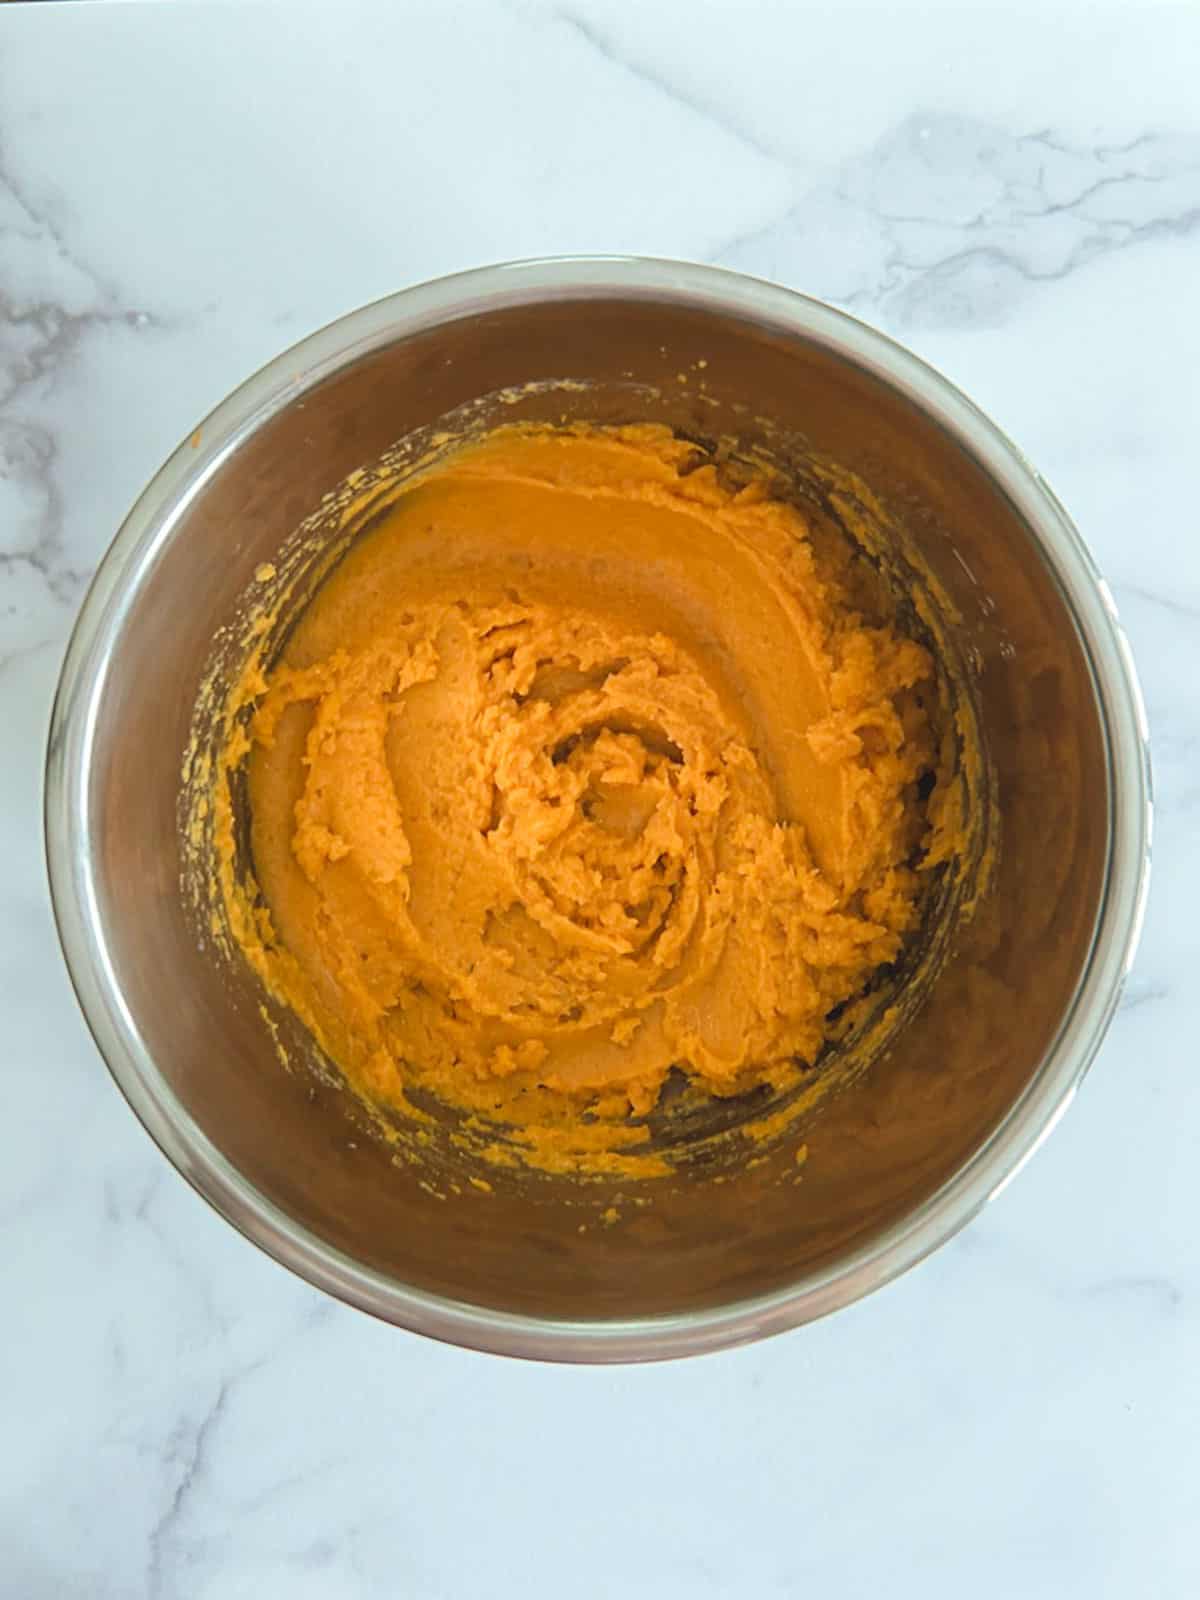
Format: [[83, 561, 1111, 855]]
[[218, 424, 945, 1173]]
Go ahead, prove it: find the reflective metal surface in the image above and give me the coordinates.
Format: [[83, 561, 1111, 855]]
[[44, 258, 1150, 1361]]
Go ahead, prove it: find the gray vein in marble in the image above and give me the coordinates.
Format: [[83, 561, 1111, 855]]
[[102, 1167, 162, 1229], [1083, 1274, 1183, 1312], [0, 631, 54, 681], [1118, 978, 1171, 1014], [121, 1178, 236, 1348], [143, 1295, 341, 1592], [237, 1449, 356, 1520], [714, 115, 1200, 330], [0, 138, 163, 651], [147, 1375, 234, 1600], [948, 1224, 1185, 1320], [1114, 578, 1200, 625], [550, 5, 781, 163]]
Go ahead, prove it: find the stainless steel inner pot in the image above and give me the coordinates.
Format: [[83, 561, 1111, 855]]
[[44, 258, 1150, 1361]]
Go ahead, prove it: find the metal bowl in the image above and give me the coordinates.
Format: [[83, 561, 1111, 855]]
[[44, 258, 1151, 1361]]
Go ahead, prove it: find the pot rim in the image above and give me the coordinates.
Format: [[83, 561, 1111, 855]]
[[43, 255, 1152, 1362]]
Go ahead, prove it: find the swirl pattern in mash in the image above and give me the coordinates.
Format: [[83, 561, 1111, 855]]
[[218, 424, 948, 1174]]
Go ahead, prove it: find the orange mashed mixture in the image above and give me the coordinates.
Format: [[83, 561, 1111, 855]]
[[216, 424, 950, 1174]]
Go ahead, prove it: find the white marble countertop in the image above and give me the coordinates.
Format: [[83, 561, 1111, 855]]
[[3, 2, 1198, 1594]]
